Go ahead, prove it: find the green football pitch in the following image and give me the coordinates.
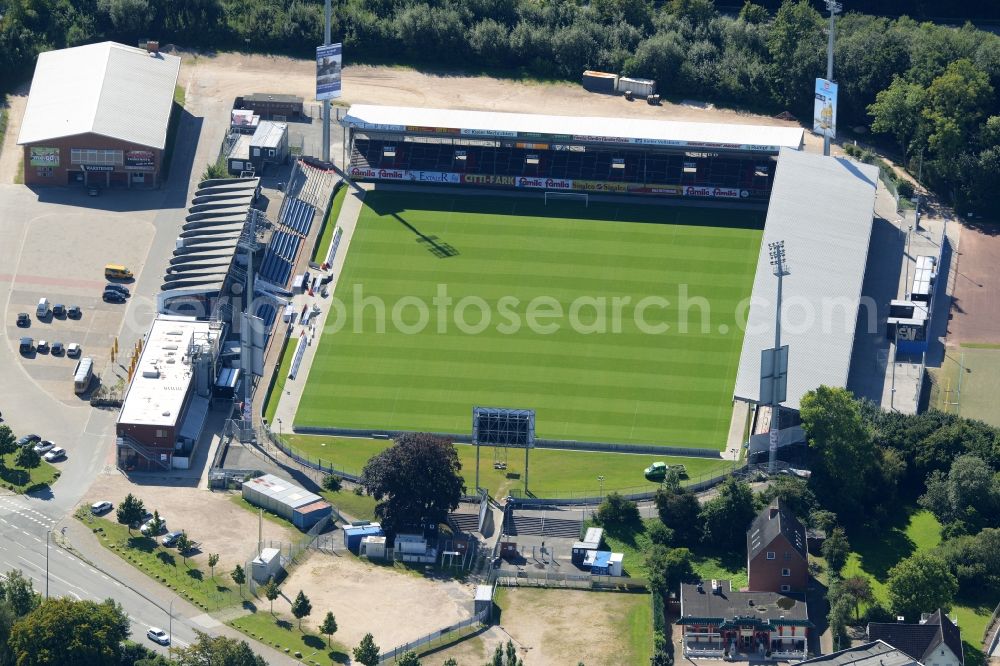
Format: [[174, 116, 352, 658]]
[[296, 191, 764, 449]]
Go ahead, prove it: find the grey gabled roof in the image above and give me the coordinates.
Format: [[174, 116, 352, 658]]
[[747, 499, 807, 561], [868, 611, 963, 665], [801, 641, 922, 666], [734, 148, 879, 410], [18, 41, 180, 149]]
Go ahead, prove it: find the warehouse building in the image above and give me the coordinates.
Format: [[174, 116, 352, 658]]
[[17, 41, 181, 189], [242, 474, 332, 530], [116, 315, 223, 472]]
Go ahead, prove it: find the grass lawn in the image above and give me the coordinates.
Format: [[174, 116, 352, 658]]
[[929, 348, 1000, 427], [296, 191, 763, 449], [230, 610, 350, 665], [0, 455, 60, 493], [77, 510, 240, 612], [621, 592, 655, 665], [598, 518, 747, 589], [319, 488, 377, 523], [282, 434, 733, 499], [840, 509, 992, 664], [311, 184, 348, 262]]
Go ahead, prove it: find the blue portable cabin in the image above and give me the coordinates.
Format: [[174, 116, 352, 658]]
[[343, 523, 383, 553]]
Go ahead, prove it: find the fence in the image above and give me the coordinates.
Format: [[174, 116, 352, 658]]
[[245, 514, 332, 596], [259, 425, 362, 482], [984, 601, 1000, 655], [377, 581, 496, 663]]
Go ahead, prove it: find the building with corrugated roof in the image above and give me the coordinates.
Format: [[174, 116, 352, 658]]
[[17, 41, 181, 189]]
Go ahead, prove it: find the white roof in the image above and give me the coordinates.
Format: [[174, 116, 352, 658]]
[[118, 315, 219, 428], [344, 104, 803, 153], [734, 148, 878, 410], [18, 41, 181, 149]]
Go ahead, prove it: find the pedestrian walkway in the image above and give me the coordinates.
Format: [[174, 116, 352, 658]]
[[271, 185, 367, 430]]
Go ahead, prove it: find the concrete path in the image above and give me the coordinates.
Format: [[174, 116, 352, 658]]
[[724, 401, 750, 461], [271, 184, 367, 430]]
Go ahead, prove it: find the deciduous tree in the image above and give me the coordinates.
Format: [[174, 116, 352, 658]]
[[14, 445, 40, 469], [822, 527, 850, 574], [699, 477, 756, 549], [231, 564, 246, 596], [208, 553, 219, 579], [360, 433, 465, 537], [887, 552, 958, 621], [320, 611, 338, 647], [9, 598, 130, 666], [174, 631, 266, 666], [116, 494, 145, 534], [654, 486, 701, 542], [261, 579, 280, 615]]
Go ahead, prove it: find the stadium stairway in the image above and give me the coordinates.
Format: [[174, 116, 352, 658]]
[[503, 514, 582, 539]]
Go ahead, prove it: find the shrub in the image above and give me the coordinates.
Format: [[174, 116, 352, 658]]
[[323, 475, 343, 492], [897, 179, 915, 198]]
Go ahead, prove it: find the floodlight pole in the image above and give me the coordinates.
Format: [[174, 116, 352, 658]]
[[823, 1, 841, 157], [322, 0, 332, 164], [768, 241, 790, 474]]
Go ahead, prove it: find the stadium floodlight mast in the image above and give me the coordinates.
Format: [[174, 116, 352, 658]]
[[823, 0, 842, 157], [322, 0, 332, 163], [766, 241, 790, 473]]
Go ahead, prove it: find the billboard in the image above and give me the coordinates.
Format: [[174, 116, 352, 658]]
[[316, 43, 342, 101], [125, 150, 154, 170], [515, 176, 573, 190], [813, 78, 838, 139], [682, 185, 747, 199], [30, 147, 59, 167]]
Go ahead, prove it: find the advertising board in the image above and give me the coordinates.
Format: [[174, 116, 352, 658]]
[[461, 174, 516, 186], [682, 185, 746, 199], [125, 150, 155, 170], [409, 171, 461, 184], [515, 177, 573, 190], [813, 78, 838, 139], [29, 147, 59, 167], [348, 166, 407, 180], [316, 43, 342, 101]]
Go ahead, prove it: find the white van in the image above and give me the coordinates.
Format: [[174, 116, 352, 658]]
[[36, 298, 50, 317]]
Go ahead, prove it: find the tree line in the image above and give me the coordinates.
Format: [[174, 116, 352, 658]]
[[2, 0, 1000, 213]]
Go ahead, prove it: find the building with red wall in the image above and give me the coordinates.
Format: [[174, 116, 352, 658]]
[[17, 41, 180, 189]]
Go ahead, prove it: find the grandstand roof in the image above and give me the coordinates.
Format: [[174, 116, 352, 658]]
[[733, 148, 879, 410], [343, 105, 804, 154]]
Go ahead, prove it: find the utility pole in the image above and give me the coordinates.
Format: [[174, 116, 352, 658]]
[[322, 0, 332, 163], [766, 241, 790, 474], [45, 530, 51, 598], [823, 0, 842, 157]]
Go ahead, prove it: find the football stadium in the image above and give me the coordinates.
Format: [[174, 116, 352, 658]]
[[292, 106, 878, 459]]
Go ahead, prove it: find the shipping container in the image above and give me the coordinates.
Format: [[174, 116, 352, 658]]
[[582, 70, 619, 94], [343, 523, 383, 552], [617, 77, 657, 97]]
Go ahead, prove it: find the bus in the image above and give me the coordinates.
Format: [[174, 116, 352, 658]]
[[74, 357, 94, 394]]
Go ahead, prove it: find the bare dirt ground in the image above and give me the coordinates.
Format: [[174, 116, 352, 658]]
[[273, 550, 473, 651], [84, 471, 297, 574], [0, 90, 28, 183], [492, 588, 650, 665], [947, 222, 1000, 345]]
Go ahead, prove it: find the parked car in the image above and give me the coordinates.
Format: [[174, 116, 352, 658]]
[[67, 343, 82, 357], [140, 519, 165, 536], [67, 305, 82, 319], [102, 290, 126, 304], [16, 313, 29, 327], [36, 340, 49, 354], [90, 501, 113, 515], [104, 284, 130, 297], [52, 303, 66, 318], [19, 337, 33, 354], [129, 511, 154, 529], [644, 461, 667, 482], [51, 342, 64, 356], [162, 531, 184, 547], [17, 434, 41, 447], [43, 447, 66, 462], [146, 628, 169, 646], [33, 440, 55, 455]]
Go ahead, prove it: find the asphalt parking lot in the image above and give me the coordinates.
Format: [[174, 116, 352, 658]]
[[1, 185, 161, 405]]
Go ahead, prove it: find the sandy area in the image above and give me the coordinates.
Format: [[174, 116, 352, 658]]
[[84, 471, 298, 574], [0, 91, 28, 183], [494, 588, 651, 665], [273, 550, 474, 651]]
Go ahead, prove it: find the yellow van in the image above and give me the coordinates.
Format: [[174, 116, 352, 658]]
[[104, 264, 133, 280]]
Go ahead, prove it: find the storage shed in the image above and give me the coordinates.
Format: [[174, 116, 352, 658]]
[[241, 474, 332, 530], [474, 585, 493, 616], [360, 535, 387, 560], [251, 547, 282, 583], [343, 523, 383, 553], [236, 93, 304, 120], [571, 526, 604, 566], [582, 70, 619, 94], [617, 77, 657, 97], [249, 121, 289, 171], [584, 550, 623, 576]]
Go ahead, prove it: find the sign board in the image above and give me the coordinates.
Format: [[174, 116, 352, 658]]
[[125, 150, 154, 170], [472, 407, 536, 449], [30, 147, 59, 167], [81, 164, 114, 172], [759, 345, 789, 405], [813, 78, 838, 139], [316, 43, 342, 101]]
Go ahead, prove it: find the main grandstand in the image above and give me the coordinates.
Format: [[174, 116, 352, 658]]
[[342, 105, 804, 201]]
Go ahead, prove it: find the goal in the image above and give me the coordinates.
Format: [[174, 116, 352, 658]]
[[544, 191, 589, 207]]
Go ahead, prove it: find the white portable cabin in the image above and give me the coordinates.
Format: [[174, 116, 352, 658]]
[[251, 547, 282, 583]]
